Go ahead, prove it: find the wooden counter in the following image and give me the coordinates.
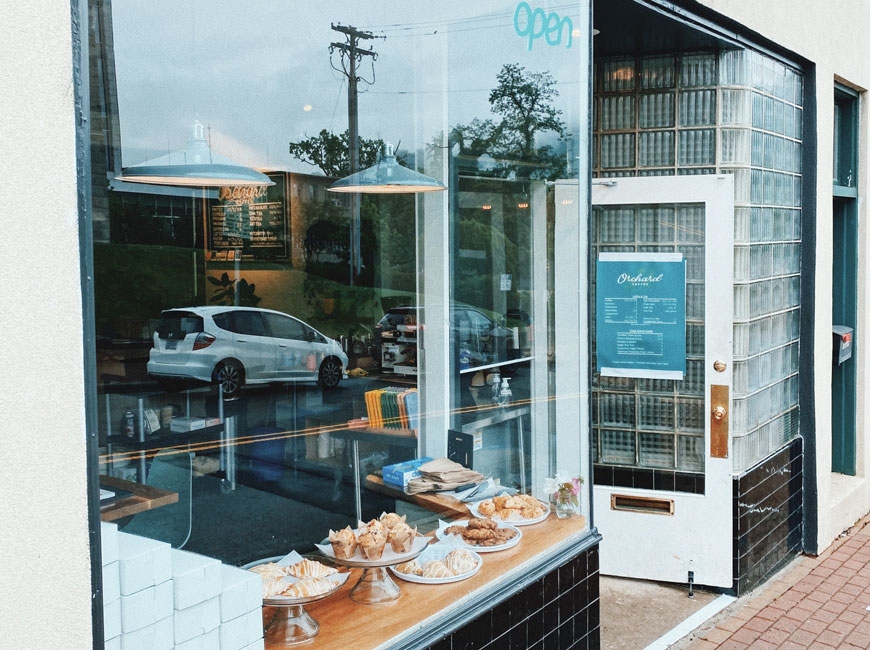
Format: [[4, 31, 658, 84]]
[[264, 512, 588, 650], [99, 474, 178, 521]]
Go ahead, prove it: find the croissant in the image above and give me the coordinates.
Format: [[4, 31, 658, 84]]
[[421, 560, 454, 579], [444, 549, 478, 575], [281, 577, 334, 598], [395, 559, 423, 575], [261, 576, 291, 598], [248, 562, 287, 580], [286, 558, 338, 578]]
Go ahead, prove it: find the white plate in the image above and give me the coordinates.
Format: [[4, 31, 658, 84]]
[[390, 548, 483, 584], [466, 498, 550, 526], [435, 520, 522, 552], [316, 533, 430, 567]]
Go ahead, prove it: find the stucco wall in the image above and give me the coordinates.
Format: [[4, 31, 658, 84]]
[[696, 0, 870, 552], [0, 2, 93, 648]]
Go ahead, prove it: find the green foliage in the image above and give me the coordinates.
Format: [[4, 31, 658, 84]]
[[207, 272, 262, 306], [288, 130, 407, 177]]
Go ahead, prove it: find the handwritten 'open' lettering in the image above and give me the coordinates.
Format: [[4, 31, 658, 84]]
[[514, 2, 573, 51]]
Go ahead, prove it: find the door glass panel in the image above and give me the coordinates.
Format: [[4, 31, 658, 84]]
[[592, 202, 706, 482]]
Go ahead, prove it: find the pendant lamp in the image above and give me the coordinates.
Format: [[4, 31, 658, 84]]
[[328, 143, 445, 194], [115, 121, 274, 187]]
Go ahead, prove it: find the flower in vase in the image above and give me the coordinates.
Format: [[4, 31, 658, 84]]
[[544, 473, 583, 507]]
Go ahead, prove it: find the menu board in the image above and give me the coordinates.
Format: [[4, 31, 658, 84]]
[[596, 252, 686, 380], [208, 176, 288, 259]]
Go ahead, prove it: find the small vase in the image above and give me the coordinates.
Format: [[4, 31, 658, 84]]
[[551, 497, 577, 519]]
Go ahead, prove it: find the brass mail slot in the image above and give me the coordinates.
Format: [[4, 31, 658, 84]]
[[610, 494, 675, 515]]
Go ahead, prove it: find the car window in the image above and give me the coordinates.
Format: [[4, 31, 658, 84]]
[[230, 310, 267, 336], [263, 313, 307, 341], [467, 309, 492, 332], [156, 311, 203, 339], [211, 312, 232, 332]]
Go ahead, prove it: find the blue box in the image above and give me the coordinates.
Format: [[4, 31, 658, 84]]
[[382, 457, 432, 488]]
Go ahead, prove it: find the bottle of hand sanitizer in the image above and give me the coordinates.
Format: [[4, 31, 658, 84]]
[[497, 377, 512, 406]]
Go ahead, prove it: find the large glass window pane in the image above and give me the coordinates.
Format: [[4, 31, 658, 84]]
[[92, 0, 588, 579]]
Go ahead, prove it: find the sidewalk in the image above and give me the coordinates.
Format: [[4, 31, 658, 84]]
[[670, 514, 870, 650]]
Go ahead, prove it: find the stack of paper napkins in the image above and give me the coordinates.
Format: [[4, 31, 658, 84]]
[[405, 457, 485, 494]]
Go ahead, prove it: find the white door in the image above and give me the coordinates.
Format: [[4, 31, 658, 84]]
[[591, 175, 734, 588]]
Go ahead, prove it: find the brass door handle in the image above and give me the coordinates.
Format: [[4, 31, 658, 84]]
[[712, 405, 727, 420]]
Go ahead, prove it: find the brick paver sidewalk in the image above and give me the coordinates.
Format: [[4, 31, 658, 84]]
[[676, 515, 870, 649]]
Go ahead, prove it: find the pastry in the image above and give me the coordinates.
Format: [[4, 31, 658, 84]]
[[328, 526, 359, 560], [444, 548, 478, 575], [261, 576, 291, 598], [387, 521, 416, 553], [248, 562, 286, 580], [281, 577, 334, 598], [421, 560, 453, 579], [379, 512, 406, 530], [358, 527, 386, 560], [395, 559, 423, 575], [286, 558, 338, 578]]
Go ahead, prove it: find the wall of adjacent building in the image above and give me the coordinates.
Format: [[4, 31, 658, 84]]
[[0, 1, 94, 648], [697, 0, 870, 552]]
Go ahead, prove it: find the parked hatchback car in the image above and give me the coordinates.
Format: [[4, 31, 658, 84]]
[[147, 306, 348, 398]]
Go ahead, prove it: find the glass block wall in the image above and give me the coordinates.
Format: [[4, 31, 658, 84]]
[[592, 49, 803, 476]]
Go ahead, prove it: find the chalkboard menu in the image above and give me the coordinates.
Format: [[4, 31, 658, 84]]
[[208, 174, 288, 259]]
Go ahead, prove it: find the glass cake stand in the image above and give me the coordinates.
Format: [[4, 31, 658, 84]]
[[318, 535, 430, 604], [244, 555, 349, 645]]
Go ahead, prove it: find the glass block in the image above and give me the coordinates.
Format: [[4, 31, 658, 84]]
[[639, 92, 675, 128], [763, 95, 776, 132], [639, 396, 674, 430], [678, 129, 715, 166], [680, 54, 717, 87], [637, 207, 675, 242], [751, 92, 765, 129], [734, 245, 750, 282], [685, 283, 705, 320], [639, 130, 675, 167], [677, 435, 705, 472], [720, 128, 750, 165], [639, 169, 676, 177], [733, 283, 750, 320], [683, 359, 704, 395], [733, 207, 751, 243], [750, 168, 763, 204], [599, 429, 636, 464], [730, 396, 747, 435], [750, 130, 764, 167], [597, 207, 636, 242], [598, 393, 636, 428], [733, 322, 750, 359], [681, 245, 704, 281], [676, 399, 704, 432], [677, 168, 716, 175], [601, 133, 636, 168], [601, 58, 635, 92], [601, 95, 636, 130], [679, 89, 716, 126], [640, 55, 675, 89], [719, 49, 750, 87], [722, 168, 751, 205], [639, 432, 675, 468], [676, 205, 705, 242], [721, 89, 751, 125], [733, 359, 748, 394], [763, 133, 776, 169], [794, 106, 803, 140]]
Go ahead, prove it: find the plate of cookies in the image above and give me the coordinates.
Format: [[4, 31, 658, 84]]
[[467, 494, 550, 526], [435, 517, 522, 552], [391, 543, 483, 584]]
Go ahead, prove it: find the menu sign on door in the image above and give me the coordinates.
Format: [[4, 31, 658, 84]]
[[596, 252, 686, 380]]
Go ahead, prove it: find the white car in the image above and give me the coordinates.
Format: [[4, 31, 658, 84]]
[[147, 306, 348, 397]]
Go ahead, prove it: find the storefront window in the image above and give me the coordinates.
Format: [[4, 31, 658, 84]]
[[92, 0, 588, 600]]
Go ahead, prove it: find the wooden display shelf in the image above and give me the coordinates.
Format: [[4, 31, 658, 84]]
[[364, 474, 470, 519], [99, 474, 178, 522], [264, 512, 587, 650]]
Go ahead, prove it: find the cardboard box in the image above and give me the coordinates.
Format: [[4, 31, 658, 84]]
[[218, 565, 262, 623], [120, 580, 174, 633], [171, 417, 207, 433], [219, 609, 263, 650], [382, 457, 432, 488], [119, 614, 173, 650], [117, 533, 172, 596], [101, 521, 119, 566], [103, 560, 121, 603], [174, 596, 221, 645], [174, 627, 219, 650], [171, 549, 222, 610], [104, 594, 121, 641]]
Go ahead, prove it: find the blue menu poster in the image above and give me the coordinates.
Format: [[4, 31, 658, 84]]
[[596, 252, 686, 379]]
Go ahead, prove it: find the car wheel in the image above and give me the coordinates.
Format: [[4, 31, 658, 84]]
[[319, 356, 343, 389], [214, 360, 244, 398]]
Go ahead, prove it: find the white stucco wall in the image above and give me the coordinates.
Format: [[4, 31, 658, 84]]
[[697, 0, 870, 552], [0, 2, 93, 648]]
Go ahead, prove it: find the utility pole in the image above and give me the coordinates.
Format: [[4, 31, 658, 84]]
[[329, 24, 381, 285]]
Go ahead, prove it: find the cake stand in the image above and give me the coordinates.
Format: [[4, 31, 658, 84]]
[[244, 555, 349, 645]]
